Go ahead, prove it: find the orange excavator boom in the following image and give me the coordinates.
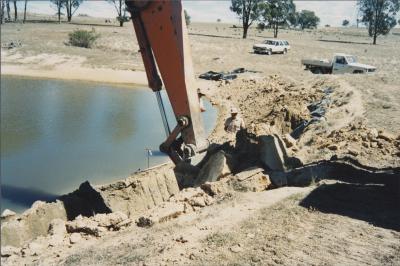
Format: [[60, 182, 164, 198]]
[[126, 0, 208, 164]]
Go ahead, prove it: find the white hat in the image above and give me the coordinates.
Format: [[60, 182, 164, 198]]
[[230, 107, 239, 114]]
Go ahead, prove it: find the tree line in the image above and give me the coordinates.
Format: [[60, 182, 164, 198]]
[[1, 0, 399, 44], [230, 0, 320, 39], [230, 0, 399, 44], [0, 0, 28, 23], [0, 0, 130, 26]]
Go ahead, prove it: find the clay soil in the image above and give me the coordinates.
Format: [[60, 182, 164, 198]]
[[1, 15, 400, 265]]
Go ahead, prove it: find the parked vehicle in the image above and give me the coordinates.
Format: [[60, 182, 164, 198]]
[[253, 39, 290, 55], [301, 53, 376, 74]]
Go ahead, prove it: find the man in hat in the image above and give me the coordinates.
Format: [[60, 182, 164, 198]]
[[224, 107, 245, 133]]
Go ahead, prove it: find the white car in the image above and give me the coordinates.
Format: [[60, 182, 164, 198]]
[[253, 39, 291, 55]]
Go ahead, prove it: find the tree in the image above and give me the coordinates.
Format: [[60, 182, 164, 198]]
[[288, 11, 299, 28], [64, 0, 82, 22], [108, 0, 130, 27], [262, 0, 296, 37], [23, 0, 27, 23], [13, 0, 16, 21], [230, 0, 264, 39], [6, 0, 10, 21], [51, 0, 64, 23], [184, 9, 190, 26], [342, 19, 350, 26], [1, 0, 5, 24], [358, 0, 399, 45], [298, 10, 320, 29]]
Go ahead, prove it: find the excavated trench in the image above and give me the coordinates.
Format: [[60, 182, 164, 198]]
[[192, 129, 400, 190]]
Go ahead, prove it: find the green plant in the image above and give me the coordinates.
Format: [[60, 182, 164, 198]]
[[68, 29, 100, 48]]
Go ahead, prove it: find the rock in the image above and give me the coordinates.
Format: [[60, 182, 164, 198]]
[[48, 219, 67, 236], [377, 131, 395, 142], [171, 187, 214, 208], [25, 238, 47, 256], [368, 128, 378, 140], [47, 219, 67, 246], [94, 165, 179, 216], [93, 212, 128, 229], [66, 217, 106, 237], [48, 234, 65, 247], [172, 187, 205, 202], [136, 217, 153, 228], [188, 196, 207, 207], [259, 135, 286, 171], [69, 233, 82, 244], [115, 218, 132, 229], [362, 142, 370, 148], [175, 236, 188, 243], [235, 167, 264, 181], [1, 200, 67, 248], [30, 200, 46, 209], [229, 244, 243, 253], [328, 144, 338, 151], [1, 209, 16, 219], [200, 178, 232, 196], [196, 151, 231, 185], [371, 142, 378, 148], [234, 172, 271, 192], [348, 148, 359, 156], [142, 202, 186, 224], [282, 134, 296, 148], [1, 246, 20, 257]]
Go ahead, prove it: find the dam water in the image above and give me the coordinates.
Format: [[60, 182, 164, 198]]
[[0, 77, 217, 212]]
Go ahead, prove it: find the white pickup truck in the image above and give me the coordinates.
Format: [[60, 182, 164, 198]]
[[301, 54, 376, 74], [253, 39, 290, 55]]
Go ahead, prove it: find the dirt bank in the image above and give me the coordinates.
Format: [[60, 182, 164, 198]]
[[1, 50, 147, 85], [1, 64, 147, 86]]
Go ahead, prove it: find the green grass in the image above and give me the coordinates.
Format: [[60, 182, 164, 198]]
[[68, 29, 100, 48]]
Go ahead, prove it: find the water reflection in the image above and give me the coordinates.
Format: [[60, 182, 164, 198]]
[[1, 184, 59, 209], [0, 77, 217, 212], [1, 81, 42, 155]]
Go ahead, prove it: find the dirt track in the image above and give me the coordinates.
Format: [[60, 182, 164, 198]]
[[1, 16, 400, 265]]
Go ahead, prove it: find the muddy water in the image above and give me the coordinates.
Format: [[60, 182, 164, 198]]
[[0, 77, 217, 212]]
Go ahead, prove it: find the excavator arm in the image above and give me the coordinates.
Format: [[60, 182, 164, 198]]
[[126, 0, 208, 164]]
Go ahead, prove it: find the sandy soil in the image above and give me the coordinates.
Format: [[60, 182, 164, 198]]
[[1, 16, 399, 265]]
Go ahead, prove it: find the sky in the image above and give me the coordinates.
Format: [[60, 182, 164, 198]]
[[12, 0, 392, 28]]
